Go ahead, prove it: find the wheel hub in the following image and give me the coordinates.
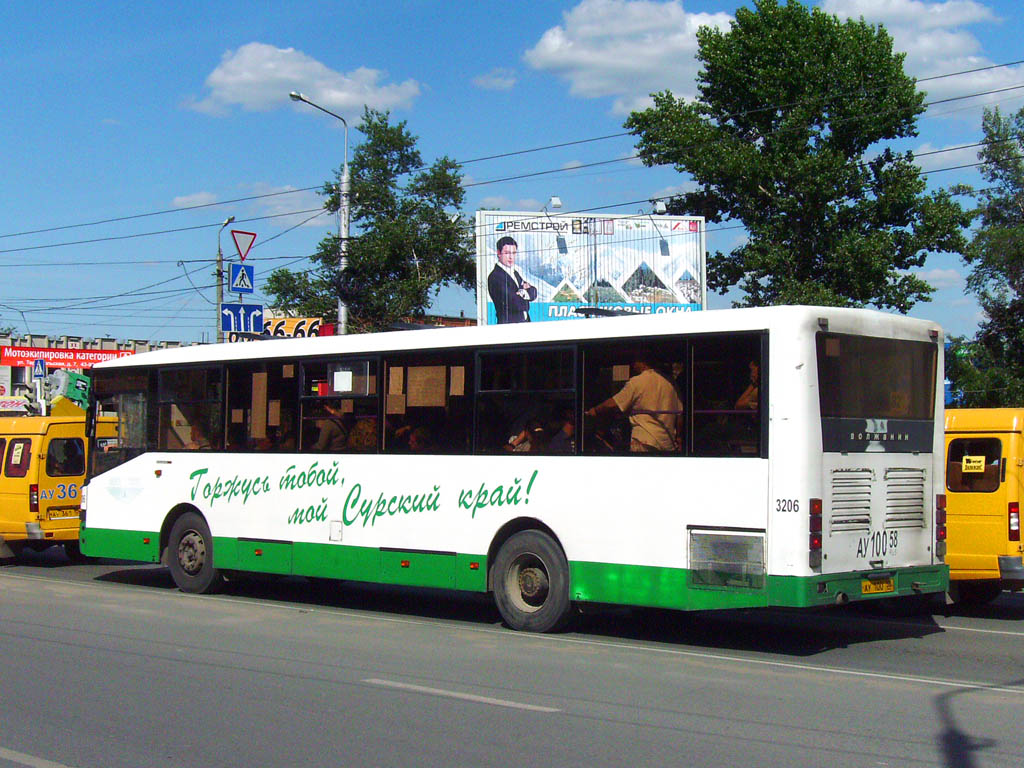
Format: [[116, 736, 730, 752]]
[[178, 530, 205, 575], [518, 566, 549, 605]]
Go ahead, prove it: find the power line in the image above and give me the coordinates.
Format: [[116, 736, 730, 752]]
[[3, 58, 1023, 247]]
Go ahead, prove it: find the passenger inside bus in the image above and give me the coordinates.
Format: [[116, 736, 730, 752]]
[[585, 352, 683, 453], [735, 360, 759, 410]]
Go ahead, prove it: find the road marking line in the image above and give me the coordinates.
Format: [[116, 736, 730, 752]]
[[364, 678, 561, 712], [0, 746, 77, 768], [7, 571, 1023, 696]]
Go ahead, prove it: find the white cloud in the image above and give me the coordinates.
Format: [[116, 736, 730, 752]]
[[822, 1, 1023, 117], [562, 160, 584, 171], [188, 42, 420, 117], [913, 140, 981, 172], [172, 192, 218, 208], [915, 267, 963, 289], [472, 68, 517, 91], [652, 181, 697, 199], [525, 0, 732, 114], [242, 182, 329, 229], [478, 196, 544, 211]]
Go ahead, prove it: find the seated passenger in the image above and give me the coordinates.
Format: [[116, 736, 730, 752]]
[[735, 360, 759, 410]]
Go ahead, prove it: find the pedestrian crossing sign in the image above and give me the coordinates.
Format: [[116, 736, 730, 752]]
[[229, 263, 255, 294]]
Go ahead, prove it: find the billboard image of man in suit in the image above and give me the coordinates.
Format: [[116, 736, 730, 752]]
[[488, 236, 537, 323]]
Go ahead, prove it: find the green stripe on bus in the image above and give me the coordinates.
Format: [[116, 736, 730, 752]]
[[79, 527, 947, 609], [80, 526, 160, 563]]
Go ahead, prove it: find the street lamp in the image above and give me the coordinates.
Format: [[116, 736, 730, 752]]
[[216, 215, 235, 343], [289, 90, 350, 335]]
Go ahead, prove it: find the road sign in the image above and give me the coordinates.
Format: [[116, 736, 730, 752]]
[[229, 263, 255, 294], [32, 359, 46, 379], [231, 230, 257, 262], [221, 303, 264, 334]]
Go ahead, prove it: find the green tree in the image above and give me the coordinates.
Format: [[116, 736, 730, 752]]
[[625, 0, 968, 310], [946, 106, 1024, 406], [266, 108, 475, 332]]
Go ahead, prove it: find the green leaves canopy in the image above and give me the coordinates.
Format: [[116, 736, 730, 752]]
[[625, 0, 968, 310], [947, 106, 1024, 406], [266, 108, 475, 333]]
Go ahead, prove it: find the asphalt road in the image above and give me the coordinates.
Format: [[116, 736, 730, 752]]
[[2, 547, 1023, 768]]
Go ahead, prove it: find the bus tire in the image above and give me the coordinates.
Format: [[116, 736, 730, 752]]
[[951, 580, 1002, 606], [63, 540, 88, 563], [167, 512, 225, 594], [492, 530, 572, 633]]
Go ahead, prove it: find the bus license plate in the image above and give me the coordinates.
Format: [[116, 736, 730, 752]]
[[861, 578, 894, 595]]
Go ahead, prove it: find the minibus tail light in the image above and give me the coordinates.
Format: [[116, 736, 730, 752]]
[[1010, 502, 1020, 543], [29, 484, 39, 514]]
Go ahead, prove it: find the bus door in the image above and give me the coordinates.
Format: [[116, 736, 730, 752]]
[[39, 422, 86, 529], [945, 432, 1020, 580]]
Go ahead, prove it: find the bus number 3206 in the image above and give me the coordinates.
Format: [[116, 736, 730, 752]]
[[856, 530, 898, 558]]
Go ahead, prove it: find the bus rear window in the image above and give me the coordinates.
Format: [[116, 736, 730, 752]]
[[947, 438, 1001, 493], [816, 333, 936, 419]]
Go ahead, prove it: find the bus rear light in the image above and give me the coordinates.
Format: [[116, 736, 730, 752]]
[[29, 484, 39, 514], [809, 497, 822, 569], [936, 494, 947, 543], [1010, 502, 1020, 542]]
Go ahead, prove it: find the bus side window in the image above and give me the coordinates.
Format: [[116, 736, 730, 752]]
[[475, 347, 574, 455], [157, 367, 222, 452], [383, 353, 473, 455], [691, 335, 762, 458], [581, 339, 686, 456]]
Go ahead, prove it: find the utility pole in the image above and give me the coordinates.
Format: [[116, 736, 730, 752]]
[[215, 216, 235, 343]]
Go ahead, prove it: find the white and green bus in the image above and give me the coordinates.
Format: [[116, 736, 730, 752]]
[[80, 306, 948, 631]]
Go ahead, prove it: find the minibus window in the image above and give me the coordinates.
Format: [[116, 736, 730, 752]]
[[947, 438, 1002, 493], [46, 438, 85, 477], [5, 438, 32, 478]]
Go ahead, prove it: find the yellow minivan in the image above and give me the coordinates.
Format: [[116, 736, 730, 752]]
[[0, 400, 116, 560], [944, 408, 1024, 603]]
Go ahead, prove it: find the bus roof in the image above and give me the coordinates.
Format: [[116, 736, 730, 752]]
[[945, 408, 1024, 433], [94, 305, 942, 371]]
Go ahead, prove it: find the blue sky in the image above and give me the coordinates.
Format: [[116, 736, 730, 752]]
[[1, 0, 1022, 343]]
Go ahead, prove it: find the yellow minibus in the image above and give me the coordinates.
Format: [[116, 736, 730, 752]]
[[944, 408, 1024, 603], [0, 399, 115, 560]]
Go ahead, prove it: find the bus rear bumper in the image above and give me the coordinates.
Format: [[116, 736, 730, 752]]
[[769, 564, 949, 608], [998, 556, 1024, 590]]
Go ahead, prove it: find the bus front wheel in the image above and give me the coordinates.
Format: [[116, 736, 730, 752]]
[[167, 512, 225, 594], [492, 530, 572, 633]]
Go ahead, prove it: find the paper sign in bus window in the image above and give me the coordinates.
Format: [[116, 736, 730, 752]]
[[962, 455, 986, 473], [333, 370, 353, 392]]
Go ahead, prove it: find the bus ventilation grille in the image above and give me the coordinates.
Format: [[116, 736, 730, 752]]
[[829, 468, 873, 533], [884, 467, 927, 529]]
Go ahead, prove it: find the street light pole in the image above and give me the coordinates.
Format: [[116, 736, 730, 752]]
[[289, 91, 349, 335], [216, 215, 235, 343]]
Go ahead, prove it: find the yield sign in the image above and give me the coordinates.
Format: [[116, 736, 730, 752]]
[[231, 230, 257, 262]]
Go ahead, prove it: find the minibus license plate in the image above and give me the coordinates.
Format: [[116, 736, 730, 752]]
[[861, 578, 894, 595]]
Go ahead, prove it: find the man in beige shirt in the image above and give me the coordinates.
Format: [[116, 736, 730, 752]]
[[585, 356, 683, 452]]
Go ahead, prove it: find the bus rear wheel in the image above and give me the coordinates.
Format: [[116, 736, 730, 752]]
[[950, 580, 1003, 606], [167, 512, 225, 594], [63, 540, 88, 563], [492, 530, 572, 633]]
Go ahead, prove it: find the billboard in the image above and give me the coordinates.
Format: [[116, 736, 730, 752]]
[[475, 211, 706, 325]]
